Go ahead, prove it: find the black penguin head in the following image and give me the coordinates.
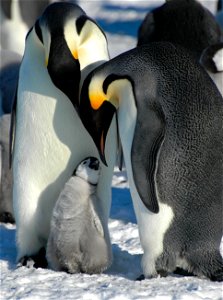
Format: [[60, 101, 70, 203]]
[[30, 2, 108, 109], [74, 157, 101, 185]]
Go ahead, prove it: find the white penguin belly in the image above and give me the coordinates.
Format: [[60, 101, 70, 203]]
[[13, 76, 97, 259], [14, 93, 90, 231]]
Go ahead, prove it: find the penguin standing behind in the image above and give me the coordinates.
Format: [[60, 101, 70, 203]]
[[137, 0, 221, 60], [47, 157, 111, 274], [79, 42, 223, 281], [0, 0, 50, 55], [200, 42, 223, 96], [11, 2, 117, 269]]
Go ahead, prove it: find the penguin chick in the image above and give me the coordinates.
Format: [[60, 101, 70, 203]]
[[47, 157, 112, 274]]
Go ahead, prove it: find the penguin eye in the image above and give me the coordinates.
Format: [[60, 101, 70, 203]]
[[83, 161, 87, 165]]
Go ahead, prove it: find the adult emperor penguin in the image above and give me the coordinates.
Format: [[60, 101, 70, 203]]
[[79, 42, 223, 281], [11, 2, 117, 269], [137, 0, 222, 61]]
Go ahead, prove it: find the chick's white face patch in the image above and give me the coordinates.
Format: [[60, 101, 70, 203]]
[[75, 157, 100, 185], [213, 48, 223, 72]]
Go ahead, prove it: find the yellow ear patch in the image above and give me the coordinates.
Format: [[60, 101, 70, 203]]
[[89, 91, 106, 110], [72, 49, 78, 60]]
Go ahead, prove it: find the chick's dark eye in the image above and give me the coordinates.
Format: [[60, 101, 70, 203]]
[[83, 161, 87, 165]]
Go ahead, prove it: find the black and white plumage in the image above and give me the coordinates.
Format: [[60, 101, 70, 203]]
[[79, 42, 223, 281], [11, 2, 117, 268], [137, 0, 221, 60], [0, 0, 51, 55], [47, 157, 112, 274]]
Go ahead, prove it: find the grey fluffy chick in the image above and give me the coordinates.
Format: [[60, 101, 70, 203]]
[[46, 157, 112, 274]]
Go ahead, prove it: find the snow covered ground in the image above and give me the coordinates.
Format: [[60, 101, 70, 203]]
[[1, 0, 223, 299]]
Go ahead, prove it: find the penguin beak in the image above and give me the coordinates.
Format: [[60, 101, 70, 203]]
[[98, 105, 117, 166], [79, 82, 117, 166]]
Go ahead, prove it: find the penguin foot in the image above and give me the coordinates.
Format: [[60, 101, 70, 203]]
[[136, 273, 161, 280], [0, 212, 15, 224], [136, 274, 145, 281], [209, 267, 223, 282], [18, 248, 48, 269], [136, 268, 195, 281], [173, 267, 195, 277]]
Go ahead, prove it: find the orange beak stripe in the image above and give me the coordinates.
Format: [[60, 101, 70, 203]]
[[89, 92, 106, 110], [72, 49, 78, 60]]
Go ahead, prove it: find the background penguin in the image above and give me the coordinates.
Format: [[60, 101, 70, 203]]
[[47, 157, 112, 274], [11, 2, 117, 268], [137, 0, 222, 61], [0, 0, 50, 55], [200, 42, 223, 96], [0, 49, 22, 224], [79, 42, 223, 282]]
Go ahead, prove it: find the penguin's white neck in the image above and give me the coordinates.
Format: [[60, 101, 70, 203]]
[[116, 81, 143, 216]]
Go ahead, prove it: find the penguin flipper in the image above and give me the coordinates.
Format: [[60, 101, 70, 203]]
[[131, 105, 165, 213], [9, 85, 17, 169]]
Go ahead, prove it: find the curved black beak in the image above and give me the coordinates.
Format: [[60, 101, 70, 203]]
[[79, 76, 116, 166]]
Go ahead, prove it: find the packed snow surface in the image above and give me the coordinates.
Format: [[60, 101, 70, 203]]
[[1, 0, 222, 299]]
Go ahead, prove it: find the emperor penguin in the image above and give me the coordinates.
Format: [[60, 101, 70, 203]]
[[11, 2, 117, 268], [0, 0, 51, 55], [47, 157, 111, 274], [79, 42, 223, 281], [216, 0, 223, 29], [137, 0, 222, 61]]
